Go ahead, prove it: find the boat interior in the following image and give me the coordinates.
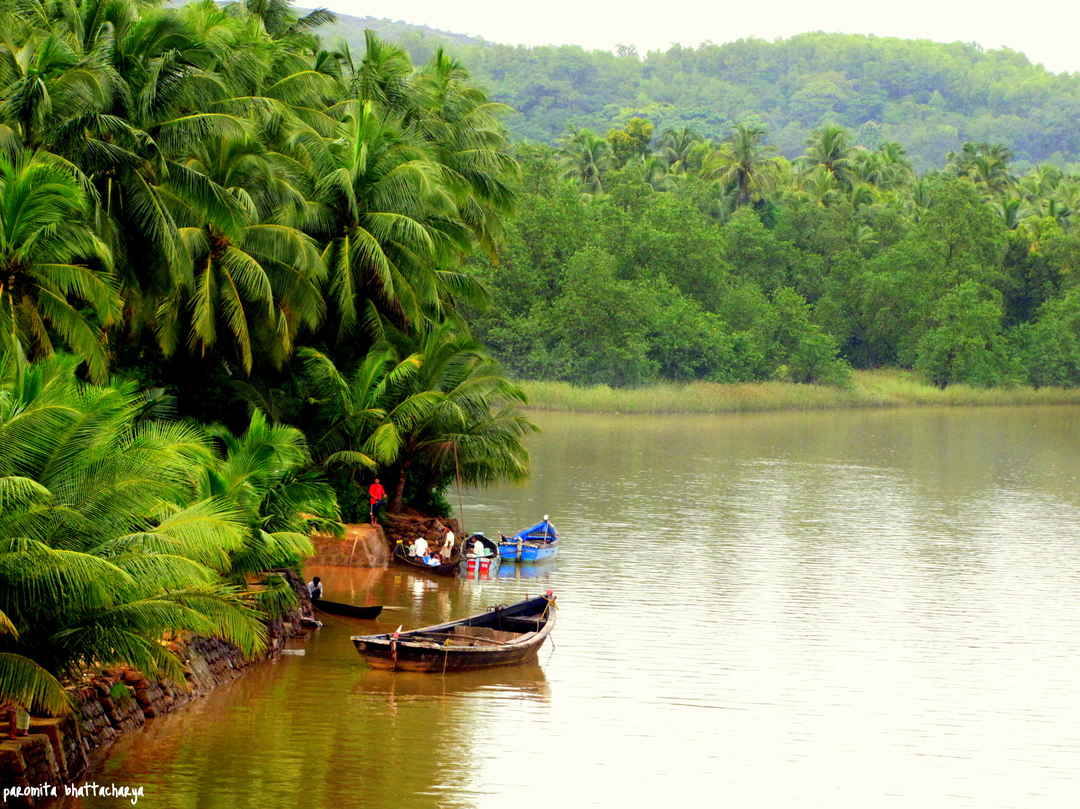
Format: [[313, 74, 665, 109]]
[[402, 611, 549, 647]]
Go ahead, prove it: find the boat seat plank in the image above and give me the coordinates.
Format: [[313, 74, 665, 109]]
[[499, 616, 546, 632]]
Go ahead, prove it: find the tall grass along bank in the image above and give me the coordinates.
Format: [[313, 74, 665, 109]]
[[518, 370, 1080, 415]]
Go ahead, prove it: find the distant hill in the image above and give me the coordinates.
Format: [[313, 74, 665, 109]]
[[316, 13, 488, 55], [317, 15, 1080, 170]]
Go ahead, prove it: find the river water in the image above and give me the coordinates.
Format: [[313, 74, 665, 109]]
[[65, 407, 1080, 808]]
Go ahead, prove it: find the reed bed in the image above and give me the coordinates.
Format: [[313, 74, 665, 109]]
[[518, 370, 1080, 414]]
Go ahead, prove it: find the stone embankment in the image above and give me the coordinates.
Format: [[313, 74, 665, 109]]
[[308, 522, 390, 567], [308, 516, 462, 568], [0, 572, 314, 807]]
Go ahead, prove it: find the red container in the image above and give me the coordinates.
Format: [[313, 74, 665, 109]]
[[479, 559, 491, 575]]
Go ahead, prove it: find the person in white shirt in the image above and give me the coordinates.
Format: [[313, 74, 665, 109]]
[[412, 536, 428, 557], [441, 526, 455, 556], [472, 538, 489, 557]]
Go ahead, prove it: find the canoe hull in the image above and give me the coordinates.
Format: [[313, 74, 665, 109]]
[[313, 599, 383, 619]]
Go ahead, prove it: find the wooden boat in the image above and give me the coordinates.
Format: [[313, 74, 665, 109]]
[[392, 539, 461, 576], [351, 593, 557, 672], [498, 517, 559, 562], [458, 533, 502, 579], [313, 599, 383, 619]]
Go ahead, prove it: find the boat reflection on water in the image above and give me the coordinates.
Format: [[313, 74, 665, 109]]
[[353, 663, 550, 712], [496, 559, 557, 579]]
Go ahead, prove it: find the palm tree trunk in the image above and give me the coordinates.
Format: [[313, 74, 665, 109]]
[[391, 458, 411, 512]]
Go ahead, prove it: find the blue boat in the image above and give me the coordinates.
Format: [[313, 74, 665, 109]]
[[498, 517, 559, 562]]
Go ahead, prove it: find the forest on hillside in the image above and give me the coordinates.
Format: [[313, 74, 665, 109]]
[[322, 18, 1080, 171], [464, 121, 1080, 391]]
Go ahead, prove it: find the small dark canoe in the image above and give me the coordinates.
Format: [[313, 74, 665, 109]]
[[313, 599, 383, 619], [392, 540, 461, 576], [351, 593, 557, 672]]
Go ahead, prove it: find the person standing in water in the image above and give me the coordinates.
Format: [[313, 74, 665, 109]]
[[307, 576, 323, 601]]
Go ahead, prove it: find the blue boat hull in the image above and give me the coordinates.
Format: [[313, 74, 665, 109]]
[[521, 541, 558, 562], [498, 542, 521, 561]]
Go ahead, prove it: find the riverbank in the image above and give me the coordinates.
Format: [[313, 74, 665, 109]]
[[0, 574, 314, 808], [518, 369, 1080, 414]]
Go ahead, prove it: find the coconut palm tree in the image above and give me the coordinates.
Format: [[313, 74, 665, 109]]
[[293, 99, 455, 337], [659, 126, 704, 173], [0, 148, 119, 381], [202, 408, 339, 577], [408, 48, 518, 258], [379, 322, 533, 510], [852, 141, 913, 189], [702, 122, 780, 206], [946, 142, 1015, 196], [163, 135, 326, 373], [0, 353, 269, 713], [803, 124, 857, 190], [237, 0, 334, 41], [558, 128, 609, 193], [0, 30, 121, 151], [297, 322, 534, 515]]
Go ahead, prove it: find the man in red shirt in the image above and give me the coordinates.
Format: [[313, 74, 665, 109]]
[[368, 478, 386, 524]]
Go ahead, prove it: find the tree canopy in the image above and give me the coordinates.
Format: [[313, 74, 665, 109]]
[[321, 19, 1080, 172]]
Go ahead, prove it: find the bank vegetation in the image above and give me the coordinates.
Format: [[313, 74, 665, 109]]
[[0, 0, 528, 719], [519, 370, 1080, 414]]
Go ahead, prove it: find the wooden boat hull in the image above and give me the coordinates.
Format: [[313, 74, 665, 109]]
[[313, 599, 383, 619], [352, 594, 556, 673], [392, 542, 460, 576], [355, 641, 544, 671]]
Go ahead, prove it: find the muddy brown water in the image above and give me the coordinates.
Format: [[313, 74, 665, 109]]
[[62, 407, 1080, 808]]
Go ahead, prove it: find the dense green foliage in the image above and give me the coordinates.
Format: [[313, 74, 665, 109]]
[[0, 356, 316, 714], [5, 0, 1080, 720], [466, 127, 1080, 390], [323, 18, 1080, 171], [0, 0, 530, 714]]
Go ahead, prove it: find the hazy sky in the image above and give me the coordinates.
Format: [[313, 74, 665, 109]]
[[323, 0, 1080, 74]]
